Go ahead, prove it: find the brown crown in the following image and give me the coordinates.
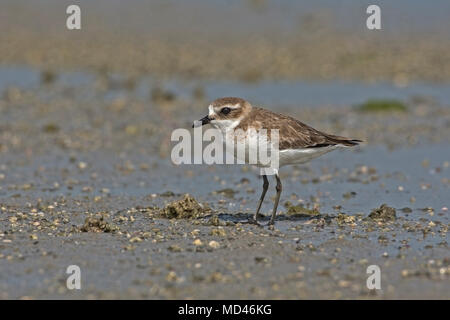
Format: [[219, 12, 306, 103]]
[[211, 97, 248, 108]]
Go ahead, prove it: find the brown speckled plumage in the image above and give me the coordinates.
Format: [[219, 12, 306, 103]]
[[235, 106, 361, 150]]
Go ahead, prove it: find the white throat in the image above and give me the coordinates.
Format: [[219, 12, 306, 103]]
[[211, 118, 242, 133], [208, 105, 242, 133]]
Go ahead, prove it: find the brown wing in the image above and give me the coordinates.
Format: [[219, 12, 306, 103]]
[[237, 107, 362, 150]]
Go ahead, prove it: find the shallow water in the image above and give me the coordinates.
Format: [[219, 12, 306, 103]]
[[1, 141, 448, 262], [0, 66, 448, 299], [1, 142, 448, 226], [2, 66, 450, 107]]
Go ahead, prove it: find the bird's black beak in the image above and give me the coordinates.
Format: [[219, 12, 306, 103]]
[[192, 115, 211, 128]]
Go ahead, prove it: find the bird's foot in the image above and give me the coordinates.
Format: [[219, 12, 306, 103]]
[[266, 220, 275, 230], [247, 217, 262, 227]]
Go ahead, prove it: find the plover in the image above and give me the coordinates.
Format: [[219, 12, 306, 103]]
[[193, 97, 362, 226]]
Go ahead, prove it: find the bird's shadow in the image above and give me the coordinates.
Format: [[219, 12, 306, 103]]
[[211, 212, 320, 224]]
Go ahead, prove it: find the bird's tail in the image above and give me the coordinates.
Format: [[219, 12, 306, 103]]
[[326, 134, 363, 147]]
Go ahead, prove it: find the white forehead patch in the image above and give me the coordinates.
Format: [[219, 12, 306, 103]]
[[208, 105, 215, 117]]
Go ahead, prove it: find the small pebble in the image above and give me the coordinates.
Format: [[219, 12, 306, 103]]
[[209, 240, 220, 249]]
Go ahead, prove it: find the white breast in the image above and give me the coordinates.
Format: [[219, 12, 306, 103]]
[[222, 129, 277, 168], [279, 145, 339, 167]]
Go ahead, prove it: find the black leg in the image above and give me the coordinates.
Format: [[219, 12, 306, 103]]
[[268, 174, 282, 226], [249, 175, 268, 224]]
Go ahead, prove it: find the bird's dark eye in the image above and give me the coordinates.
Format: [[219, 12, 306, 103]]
[[221, 107, 231, 115]]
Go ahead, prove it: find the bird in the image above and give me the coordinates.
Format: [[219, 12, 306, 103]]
[[193, 97, 362, 226]]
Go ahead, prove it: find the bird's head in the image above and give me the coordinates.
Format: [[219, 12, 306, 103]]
[[192, 97, 252, 130]]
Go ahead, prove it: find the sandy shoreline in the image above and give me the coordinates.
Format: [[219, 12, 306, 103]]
[[0, 75, 449, 299], [0, 0, 449, 300], [2, 1, 450, 83]]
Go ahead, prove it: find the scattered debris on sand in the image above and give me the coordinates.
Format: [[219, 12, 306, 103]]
[[210, 227, 227, 237], [79, 214, 118, 233], [401, 207, 413, 213], [159, 191, 177, 197], [284, 201, 320, 216], [167, 244, 183, 252], [160, 194, 208, 219], [336, 213, 357, 225], [204, 215, 225, 226], [368, 204, 396, 221], [213, 188, 238, 198]]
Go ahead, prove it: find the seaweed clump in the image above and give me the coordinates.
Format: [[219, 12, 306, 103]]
[[80, 214, 118, 233], [356, 99, 407, 113], [160, 194, 208, 219], [284, 201, 320, 216], [368, 204, 396, 222], [336, 213, 356, 225]]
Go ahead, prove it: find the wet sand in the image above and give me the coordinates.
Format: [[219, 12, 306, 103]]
[[2, 0, 450, 83], [1, 0, 449, 300], [0, 71, 449, 299]]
